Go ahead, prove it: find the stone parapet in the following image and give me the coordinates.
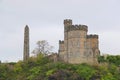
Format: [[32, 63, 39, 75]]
[[87, 34, 98, 39], [66, 24, 88, 32]]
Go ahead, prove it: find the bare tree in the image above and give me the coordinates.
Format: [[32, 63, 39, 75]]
[[32, 40, 53, 56]]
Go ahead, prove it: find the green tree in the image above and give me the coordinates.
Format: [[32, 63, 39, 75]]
[[107, 55, 120, 66]]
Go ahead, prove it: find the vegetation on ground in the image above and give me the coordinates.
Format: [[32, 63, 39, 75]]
[[0, 54, 120, 80]]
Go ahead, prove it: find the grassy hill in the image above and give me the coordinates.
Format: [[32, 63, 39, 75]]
[[0, 54, 120, 80]]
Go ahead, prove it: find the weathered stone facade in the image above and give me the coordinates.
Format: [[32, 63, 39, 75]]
[[23, 25, 29, 61], [59, 19, 100, 65]]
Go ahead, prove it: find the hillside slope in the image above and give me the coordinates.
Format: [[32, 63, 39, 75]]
[[0, 54, 120, 80]]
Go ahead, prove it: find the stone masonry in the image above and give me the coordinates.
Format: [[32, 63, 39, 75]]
[[59, 19, 100, 65], [23, 25, 29, 61]]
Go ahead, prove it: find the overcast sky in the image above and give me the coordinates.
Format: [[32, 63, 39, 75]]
[[0, 0, 120, 62]]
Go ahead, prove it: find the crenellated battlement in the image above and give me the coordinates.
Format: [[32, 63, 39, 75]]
[[66, 24, 88, 32], [59, 40, 64, 44], [64, 19, 72, 25], [87, 34, 98, 39]]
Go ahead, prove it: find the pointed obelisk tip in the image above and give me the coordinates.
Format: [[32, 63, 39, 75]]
[[25, 25, 29, 29]]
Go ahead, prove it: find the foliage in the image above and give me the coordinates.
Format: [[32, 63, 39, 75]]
[[98, 55, 120, 66], [98, 56, 106, 63], [107, 55, 120, 66], [0, 55, 120, 80], [76, 64, 96, 80]]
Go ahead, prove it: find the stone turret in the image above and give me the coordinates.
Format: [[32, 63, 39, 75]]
[[64, 19, 72, 26], [63, 19, 72, 62], [23, 25, 29, 61], [59, 40, 64, 52], [59, 40, 65, 61], [87, 34, 99, 49]]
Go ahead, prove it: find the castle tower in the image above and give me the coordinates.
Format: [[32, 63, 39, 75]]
[[64, 19, 72, 62], [64, 19, 72, 32], [59, 19, 100, 65], [59, 40, 65, 61], [23, 25, 29, 61], [86, 35, 100, 64], [66, 24, 88, 63]]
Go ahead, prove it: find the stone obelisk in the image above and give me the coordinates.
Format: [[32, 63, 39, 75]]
[[23, 25, 29, 61]]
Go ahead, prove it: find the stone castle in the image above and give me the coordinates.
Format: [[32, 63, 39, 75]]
[[23, 19, 100, 64], [58, 19, 100, 64]]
